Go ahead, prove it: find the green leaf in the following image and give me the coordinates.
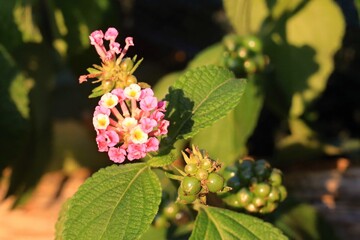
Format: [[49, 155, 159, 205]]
[[147, 150, 177, 167], [187, 43, 223, 68], [190, 206, 287, 240], [223, 0, 268, 36], [165, 65, 247, 143], [59, 163, 162, 240], [191, 75, 264, 164], [55, 198, 71, 240], [153, 71, 182, 100]]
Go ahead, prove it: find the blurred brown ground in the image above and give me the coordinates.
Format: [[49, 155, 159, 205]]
[[0, 168, 90, 240]]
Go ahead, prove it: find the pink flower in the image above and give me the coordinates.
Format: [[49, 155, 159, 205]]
[[91, 84, 170, 163], [140, 96, 158, 111], [90, 30, 104, 45], [140, 88, 154, 99], [146, 138, 159, 152], [110, 42, 121, 54], [104, 27, 118, 42], [125, 37, 134, 47], [127, 143, 147, 160], [79, 75, 88, 83], [157, 101, 167, 112], [104, 130, 120, 147], [108, 147, 126, 163], [94, 105, 111, 116], [151, 111, 165, 122], [96, 134, 108, 152], [154, 120, 170, 136], [140, 117, 157, 133], [111, 88, 126, 101]]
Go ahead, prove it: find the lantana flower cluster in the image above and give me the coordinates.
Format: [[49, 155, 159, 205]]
[[93, 83, 169, 163]]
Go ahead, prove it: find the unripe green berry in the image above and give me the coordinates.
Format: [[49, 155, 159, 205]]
[[223, 166, 238, 181], [222, 34, 238, 52], [237, 46, 248, 59], [242, 35, 262, 53], [278, 185, 287, 202], [253, 54, 266, 71], [153, 215, 169, 228], [184, 164, 198, 176], [200, 158, 212, 170], [259, 202, 278, 214], [245, 203, 258, 213], [236, 188, 253, 206], [206, 173, 224, 193], [252, 196, 266, 208], [244, 60, 257, 74], [223, 194, 243, 208], [269, 169, 283, 186], [253, 183, 271, 198], [268, 186, 281, 202], [178, 188, 197, 204], [163, 202, 180, 220], [181, 177, 201, 195], [196, 168, 209, 180]]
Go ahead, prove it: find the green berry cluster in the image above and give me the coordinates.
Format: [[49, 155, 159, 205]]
[[176, 146, 228, 205], [221, 34, 268, 77], [221, 158, 287, 214], [153, 201, 190, 228]]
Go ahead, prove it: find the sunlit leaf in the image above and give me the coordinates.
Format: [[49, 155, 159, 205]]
[[59, 163, 161, 240], [165, 65, 247, 143], [190, 205, 287, 240]]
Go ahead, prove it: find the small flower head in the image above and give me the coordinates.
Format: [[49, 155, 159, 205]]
[[100, 93, 119, 109], [124, 83, 141, 100], [93, 114, 110, 130], [92, 84, 169, 163], [79, 27, 146, 98]]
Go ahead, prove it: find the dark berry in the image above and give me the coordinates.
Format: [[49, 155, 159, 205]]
[[227, 175, 242, 192], [254, 159, 271, 179]]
